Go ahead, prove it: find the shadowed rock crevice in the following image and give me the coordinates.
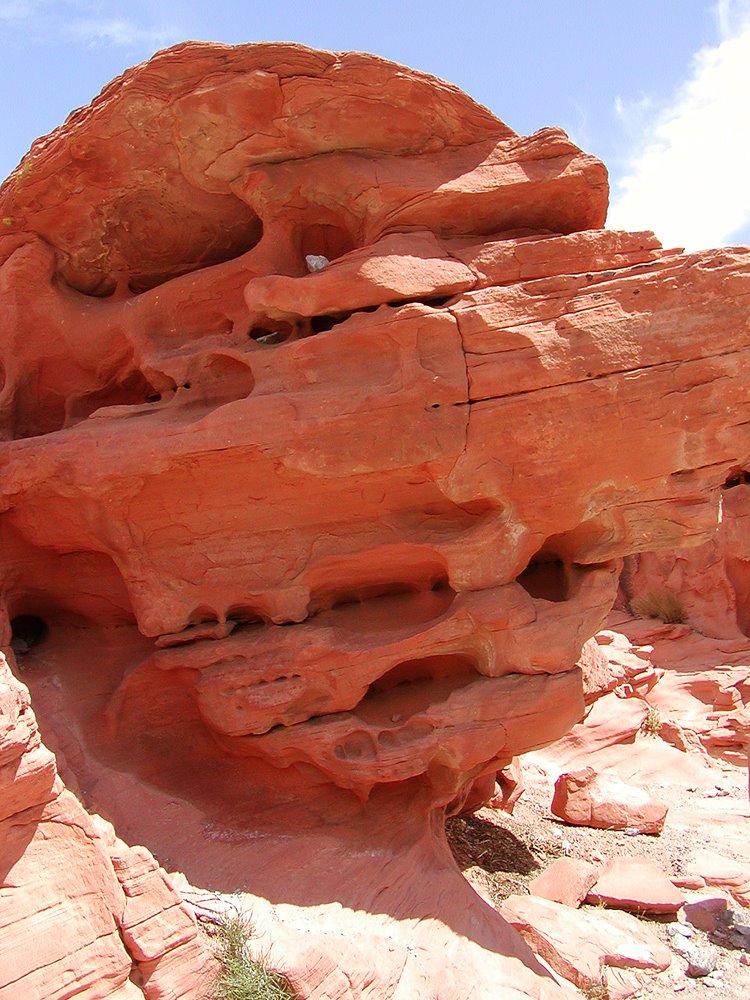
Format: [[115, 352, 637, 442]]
[[516, 557, 570, 603], [9, 613, 48, 653]]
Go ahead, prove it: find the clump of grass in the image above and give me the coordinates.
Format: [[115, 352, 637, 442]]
[[212, 915, 295, 1000], [579, 976, 609, 1000], [641, 704, 662, 737], [630, 589, 685, 624]]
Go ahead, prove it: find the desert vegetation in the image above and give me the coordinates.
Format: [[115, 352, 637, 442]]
[[212, 915, 296, 1000]]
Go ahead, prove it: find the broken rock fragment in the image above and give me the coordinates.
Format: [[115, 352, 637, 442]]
[[551, 766, 668, 834], [500, 893, 672, 999], [528, 857, 601, 908]]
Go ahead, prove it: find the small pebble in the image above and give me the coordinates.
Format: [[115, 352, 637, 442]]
[[686, 944, 721, 977], [669, 923, 694, 939], [305, 254, 329, 272], [671, 937, 692, 957]]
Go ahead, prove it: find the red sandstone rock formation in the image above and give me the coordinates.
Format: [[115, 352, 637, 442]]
[[528, 857, 600, 908], [1, 41, 750, 999]]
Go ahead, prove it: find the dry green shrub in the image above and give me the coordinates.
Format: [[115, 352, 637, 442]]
[[212, 915, 295, 1000], [641, 704, 663, 737], [630, 589, 685, 624], [579, 977, 609, 1000]]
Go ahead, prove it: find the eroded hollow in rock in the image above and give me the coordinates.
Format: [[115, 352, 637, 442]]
[[516, 556, 569, 603], [226, 604, 267, 626], [249, 322, 295, 345], [67, 369, 164, 424], [357, 653, 480, 724], [300, 223, 357, 263], [126, 202, 264, 294], [722, 468, 750, 489]]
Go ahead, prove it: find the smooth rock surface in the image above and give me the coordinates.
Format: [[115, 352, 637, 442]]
[[690, 850, 750, 908]]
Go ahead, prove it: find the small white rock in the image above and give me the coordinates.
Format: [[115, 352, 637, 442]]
[[669, 923, 694, 938], [305, 254, 329, 272]]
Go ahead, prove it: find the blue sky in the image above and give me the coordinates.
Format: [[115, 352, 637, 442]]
[[1, 0, 749, 250]]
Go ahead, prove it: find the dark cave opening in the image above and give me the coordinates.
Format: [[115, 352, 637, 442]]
[[10, 614, 49, 651], [516, 557, 569, 603], [722, 468, 750, 489]]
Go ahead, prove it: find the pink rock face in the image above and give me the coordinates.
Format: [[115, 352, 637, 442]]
[[622, 480, 750, 640], [0, 653, 215, 999], [586, 857, 686, 914], [551, 765, 668, 834], [1, 41, 749, 999]]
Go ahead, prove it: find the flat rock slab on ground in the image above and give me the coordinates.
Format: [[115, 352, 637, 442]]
[[587, 857, 686, 914], [500, 893, 672, 999]]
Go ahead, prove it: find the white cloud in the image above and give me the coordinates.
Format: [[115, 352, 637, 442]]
[[0, 2, 182, 50], [68, 16, 181, 49], [0, 1, 36, 19], [608, 1, 750, 251], [715, 0, 750, 36]]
